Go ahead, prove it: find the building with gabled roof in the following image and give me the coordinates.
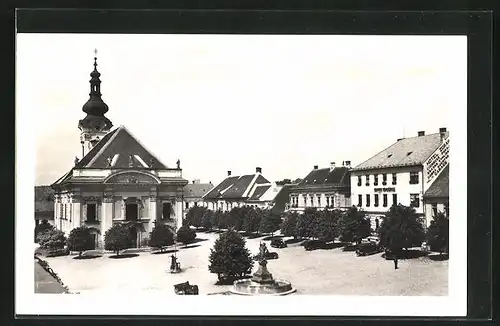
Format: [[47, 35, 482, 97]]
[[50, 55, 188, 249], [202, 167, 281, 211], [183, 180, 214, 210], [423, 165, 449, 226], [288, 161, 352, 212], [350, 128, 449, 229]]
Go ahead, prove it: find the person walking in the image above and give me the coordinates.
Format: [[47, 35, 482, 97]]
[[393, 255, 399, 270]]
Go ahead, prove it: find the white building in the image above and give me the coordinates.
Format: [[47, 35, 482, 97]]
[[202, 168, 282, 211], [350, 128, 450, 229], [288, 161, 352, 212], [183, 180, 214, 210]]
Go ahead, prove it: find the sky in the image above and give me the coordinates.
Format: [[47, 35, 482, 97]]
[[16, 34, 466, 186]]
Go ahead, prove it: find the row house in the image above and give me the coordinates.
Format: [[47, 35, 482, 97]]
[[288, 161, 351, 211]]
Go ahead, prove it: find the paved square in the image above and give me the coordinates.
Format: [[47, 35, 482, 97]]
[[41, 232, 448, 295]]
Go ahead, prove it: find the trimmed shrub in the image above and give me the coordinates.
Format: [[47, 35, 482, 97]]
[[176, 225, 196, 247], [104, 224, 130, 256], [149, 223, 174, 252], [270, 238, 287, 248], [426, 212, 449, 254], [67, 226, 95, 257], [39, 229, 66, 250], [355, 242, 383, 256], [35, 220, 55, 243]]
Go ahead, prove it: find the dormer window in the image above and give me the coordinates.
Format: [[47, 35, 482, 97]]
[[387, 154, 393, 158]]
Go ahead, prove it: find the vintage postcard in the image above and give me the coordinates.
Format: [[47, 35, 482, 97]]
[[16, 33, 467, 316]]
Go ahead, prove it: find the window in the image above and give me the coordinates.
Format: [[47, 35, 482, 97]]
[[162, 203, 172, 219], [185, 202, 189, 209], [358, 195, 362, 207], [374, 194, 379, 207], [382, 174, 387, 185], [87, 203, 97, 222], [366, 194, 371, 207], [374, 174, 379, 186], [392, 194, 398, 206], [317, 195, 321, 207], [410, 194, 420, 208], [357, 176, 362, 186], [365, 175, 370, 186], [392, 173, 397, 185], [326, 197, 330, 207], [431, 203, 438, 217], [383, 194, 388, 207], [409, 172, 419, 184], [444, 203, 449, 217]]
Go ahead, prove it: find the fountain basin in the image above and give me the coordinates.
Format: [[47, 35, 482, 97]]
[[230, 279, 296, 296]]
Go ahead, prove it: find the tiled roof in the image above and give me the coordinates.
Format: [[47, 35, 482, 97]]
[[353, 132, 449, 171], [184, 183, 214, 199], [296, 167, 350, 188], [248, 185, 272, 201], [203, 173, 270, 200], [424, 165, 449, 198], [75, 125, 168, 169]]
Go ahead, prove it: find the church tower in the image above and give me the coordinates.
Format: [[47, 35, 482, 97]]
[[78, 51, 113, 157]]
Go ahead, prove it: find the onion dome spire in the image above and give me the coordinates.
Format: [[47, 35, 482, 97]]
[[82, 49, 109, 115]]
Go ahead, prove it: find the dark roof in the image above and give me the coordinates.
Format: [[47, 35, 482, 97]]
[[423, 165, 449, 198], [248, 185, 272, 201], [353, 132, 449, 171], [203, 173, 270, 200], [75, 126, 168, 169], [296, 167, 350, 188], [271, 184, 292, 213], [184, 183, 214, 199]]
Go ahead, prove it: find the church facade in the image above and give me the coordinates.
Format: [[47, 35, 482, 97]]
[[51, 55, 188, 249]]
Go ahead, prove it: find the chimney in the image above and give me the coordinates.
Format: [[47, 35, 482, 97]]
[[329, 162, 336, 171], [439, 127, 447, 141], [345, 160, 351, 168], [313, 165, 318, 170], [256, 167, 262, 174], [418, 131, 425, 136], [227, 171, 232, 176]]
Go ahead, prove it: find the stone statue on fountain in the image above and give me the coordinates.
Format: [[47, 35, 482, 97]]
[[251, 242, 274, 284]]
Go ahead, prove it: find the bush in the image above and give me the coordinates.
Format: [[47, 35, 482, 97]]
[[340, 206, 371, 244], [185, 206, 207, 228], [46, 247, 70, 257], [39, 229, 67, 250], [35, 220, 55, 242], [296, 208, 317, 239], [303, 239, 326, 251], [314, 209, 342, 242], [258, 210, 281, 236], [378, 204, 425, 252], [426, 212, 449, 254], [67, 226, 95, 257], [104, 224, 131, 256], [149, 223, 174, 252], [355, 242, 383, 256], [208, 228, 254, 283], [176, 225, 196, 247], [280, 212, 298, 238]]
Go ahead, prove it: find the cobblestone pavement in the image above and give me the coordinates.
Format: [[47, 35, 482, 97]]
[[42, 232, 448, 296]]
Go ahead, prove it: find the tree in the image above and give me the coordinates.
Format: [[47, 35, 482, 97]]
[[426, 212, 449, 254], [242, 207, 261, 235], [35, 220, 55, 242], [185, 206, 206, 229], [104, 224, 130, 256], [280, 212, 298, 238], [314, 209, 342, 242], [67, 226, 95, 256], [340, 206, 371, 244], [296, 208, 317, 239], [201, 209, 214, 231], [149, 223, 174, 252], [208, 228, 254, 282], [176, 225, 196, 247], [39, 228, 67, 250], [259, 210, 282, 236], [378, 204, 426, 253], [276, 178, 292, 185]]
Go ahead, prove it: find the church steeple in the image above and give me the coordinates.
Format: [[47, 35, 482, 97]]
[[78, 50, 113, 158]]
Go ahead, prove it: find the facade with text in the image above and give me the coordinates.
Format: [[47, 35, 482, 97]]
[[350, 128, 450, 229]]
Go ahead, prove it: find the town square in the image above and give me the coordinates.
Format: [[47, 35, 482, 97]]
[[22, 34, 458, 300]]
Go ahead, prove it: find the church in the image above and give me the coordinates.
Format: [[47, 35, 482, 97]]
[[51, 54, 188, 249]]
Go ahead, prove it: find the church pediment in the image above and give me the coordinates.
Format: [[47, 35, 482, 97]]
[[104, 171, 160, 184]]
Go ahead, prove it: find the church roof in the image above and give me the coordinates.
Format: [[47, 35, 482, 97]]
[[75, 125, 168, 169], [423, 165, 449, 199], [353, 131, 449, 171]]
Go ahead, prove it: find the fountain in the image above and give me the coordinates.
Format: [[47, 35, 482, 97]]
[[230, 242, 296, 295]]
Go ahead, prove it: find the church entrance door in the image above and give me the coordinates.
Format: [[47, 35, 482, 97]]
[[126, 203, 139, 248]]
